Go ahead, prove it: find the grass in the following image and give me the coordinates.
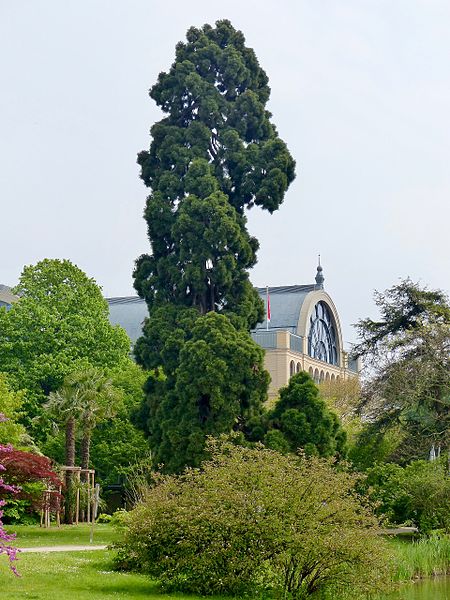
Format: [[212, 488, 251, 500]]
[[5, 522, 119, 548], [388, 535, 450, 581], [1, 525, 449, 599], [0, 550, 163, 600]]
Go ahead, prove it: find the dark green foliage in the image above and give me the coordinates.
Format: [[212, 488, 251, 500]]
[[140, 313, 268, 473], [354, 278, 450, 360], [134, 19, 295, 321], [360, 462, 412, 526], [133, 20, 294, 471], [264, 372, 347, 458], [114, 438, 389, 598]]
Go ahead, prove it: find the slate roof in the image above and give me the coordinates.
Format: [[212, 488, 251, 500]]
[[106, 284, 317, 342], [107, 296, 148, 344], [254, 284, 316, 333], [0, 284, 19, 307]]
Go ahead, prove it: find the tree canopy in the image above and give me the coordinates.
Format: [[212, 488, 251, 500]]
[[353, 279, 450, 464], [133, 20, 295, 471], [139, 312, 268, 473], [0, 259, 130, 433], [134, 19, 295, 327]]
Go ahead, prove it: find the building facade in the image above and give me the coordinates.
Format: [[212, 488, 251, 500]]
[[2, 265, 358, 404], [252, 265, 359, 402], [107, 264, 359, 403]]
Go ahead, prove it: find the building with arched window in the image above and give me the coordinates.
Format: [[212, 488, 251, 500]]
[[106, 263, 359, 403], [3, 262, 359, 405], [251, 264, 359, 401]]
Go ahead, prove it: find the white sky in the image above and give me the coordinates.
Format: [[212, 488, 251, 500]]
[[1, 1, 449, 344]]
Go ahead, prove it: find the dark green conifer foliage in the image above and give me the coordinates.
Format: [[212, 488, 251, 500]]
[[133, 20, 295, 472], [134, 19, 295, 323], [265, 372, 347, 458]]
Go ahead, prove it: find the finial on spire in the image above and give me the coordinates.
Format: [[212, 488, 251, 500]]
[[315, 255, 324, 289]]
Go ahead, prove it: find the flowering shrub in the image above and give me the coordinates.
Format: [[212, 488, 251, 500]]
[[0, 414, 20, 574]]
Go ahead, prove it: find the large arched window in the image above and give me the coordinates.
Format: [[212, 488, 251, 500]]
[[307, 301, 338, 365]]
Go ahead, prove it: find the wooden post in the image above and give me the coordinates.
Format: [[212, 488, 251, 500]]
[[87, 476, 91, 524], [75, 488, 80, 526], [90, 484, 100, 544], [46, 492, 51, 528], [56, 485, 61, 527]]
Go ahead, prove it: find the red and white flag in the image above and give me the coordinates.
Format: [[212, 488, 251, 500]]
[[266, 286, 271, 329]]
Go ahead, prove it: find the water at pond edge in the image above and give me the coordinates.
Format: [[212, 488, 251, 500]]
[[377, 576, 450, 599]]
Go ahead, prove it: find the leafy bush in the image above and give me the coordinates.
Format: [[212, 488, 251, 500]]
[[404, 460, 450, 533], [114, 437, 389, 598], [97, 513, 112, 524], [110, 508, 128, 527], [362, 462, 411, 525], [362, 460, 450, 533]]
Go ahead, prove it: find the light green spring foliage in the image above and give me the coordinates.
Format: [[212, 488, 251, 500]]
[[41, 360, 152, 487], [90, 361, 151, 486], [0, 373, 29, 447], [114, 438, 390, 598], [0, 259, 130, 437]]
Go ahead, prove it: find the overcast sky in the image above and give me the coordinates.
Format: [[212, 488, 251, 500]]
[[1, 1, 449, 345]]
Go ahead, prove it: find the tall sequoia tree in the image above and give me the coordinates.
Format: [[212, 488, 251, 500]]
[[134, 20, 295, 471]]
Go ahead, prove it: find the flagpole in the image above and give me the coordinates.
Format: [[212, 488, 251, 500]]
[[266, 285, 269, 331]]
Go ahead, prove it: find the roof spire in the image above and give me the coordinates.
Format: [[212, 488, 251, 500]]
[[315, 255, 324, 289]]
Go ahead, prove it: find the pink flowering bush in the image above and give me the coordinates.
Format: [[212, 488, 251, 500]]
[[0, 414, 20, 575]]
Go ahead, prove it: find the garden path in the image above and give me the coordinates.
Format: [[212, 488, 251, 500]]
[[20, 544, 107, 552]]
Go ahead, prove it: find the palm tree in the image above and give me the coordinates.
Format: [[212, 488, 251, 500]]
[[45, 377, 85, 523], [75, 367, 122, 480], [45, 367, 122, 522]]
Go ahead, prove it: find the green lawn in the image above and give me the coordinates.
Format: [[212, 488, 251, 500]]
[[5, 523, 119, 548], [0, 550, 164, 599], [0, 549, 231, 600]]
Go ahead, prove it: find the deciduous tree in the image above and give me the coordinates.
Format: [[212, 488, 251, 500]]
[[353, 280, 450, 463], [0, 259, 130, 437]]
